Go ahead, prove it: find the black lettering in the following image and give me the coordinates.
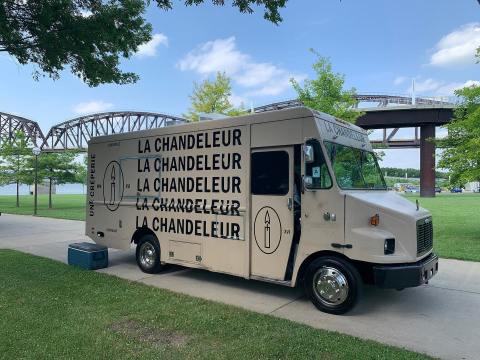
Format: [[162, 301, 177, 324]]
[[232, 177, 241, 193], [231, 223, 240, 239], [233, 129, 241, 145], [152, 217, 159, 231]]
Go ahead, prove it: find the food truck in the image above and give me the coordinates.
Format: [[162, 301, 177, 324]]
[[86, 107, 438, 314]]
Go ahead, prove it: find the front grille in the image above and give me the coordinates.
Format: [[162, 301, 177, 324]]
[[417, 217, 433, 256]]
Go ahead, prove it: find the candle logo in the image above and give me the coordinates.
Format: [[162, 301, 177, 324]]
[[109, 166, 116, 205], [254, 206, 282, 254], [264, 211, 271, 249], [103, 160, 124, 211]]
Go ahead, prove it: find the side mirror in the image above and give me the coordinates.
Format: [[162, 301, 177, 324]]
[[304, 145, 314, 163]]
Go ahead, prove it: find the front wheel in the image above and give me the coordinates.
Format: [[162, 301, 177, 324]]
[[304, 257, 362, 315], [135, 235, 165, 274]]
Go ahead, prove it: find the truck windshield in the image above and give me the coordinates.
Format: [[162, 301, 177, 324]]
[[324, 142, 387, 190]]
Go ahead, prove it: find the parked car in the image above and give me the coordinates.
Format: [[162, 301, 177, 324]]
[[435, 187, 442, 193], [450, 187, 462, 193], [405, 186, 420, 193]]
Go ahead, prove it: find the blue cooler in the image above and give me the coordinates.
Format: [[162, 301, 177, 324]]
[[68, 242, 108, 270]]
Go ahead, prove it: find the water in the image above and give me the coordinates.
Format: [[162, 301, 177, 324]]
[[0, 183, 85, 196]]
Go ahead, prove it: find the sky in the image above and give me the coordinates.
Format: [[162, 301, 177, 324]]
[[1, 0, 479, 169]]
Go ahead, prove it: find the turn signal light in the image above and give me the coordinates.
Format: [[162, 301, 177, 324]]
[[370, 214, 380, 226]]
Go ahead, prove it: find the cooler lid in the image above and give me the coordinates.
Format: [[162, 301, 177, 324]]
[[68, 242, 108, 252]]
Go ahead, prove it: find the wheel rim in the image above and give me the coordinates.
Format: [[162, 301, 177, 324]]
[[313, 266, 349, 306], [139, 242, 157, 269]]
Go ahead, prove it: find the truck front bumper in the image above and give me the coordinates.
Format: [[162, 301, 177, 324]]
[[373, 253, 438, 289]]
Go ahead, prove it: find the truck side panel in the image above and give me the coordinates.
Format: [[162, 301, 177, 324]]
[[86, 124, 250, 278]]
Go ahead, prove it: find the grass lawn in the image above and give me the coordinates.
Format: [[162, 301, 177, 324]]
[[404, 193, 480, 262], [1, 193, 479, 262], [0, 194, 85, 220], [0, 250, 429, 360]]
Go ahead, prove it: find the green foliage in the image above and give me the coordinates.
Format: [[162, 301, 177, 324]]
[[381, 167, 449, 180], [437, 85, 480, 185], [74, 155, 88, 186], [291, 50, 362, 123], [185, 72, 247, 121], [153, 0, 287, 24], [0, 132, 32, 206], [25, 151, 80, 208], [0, 0, 151, 86]]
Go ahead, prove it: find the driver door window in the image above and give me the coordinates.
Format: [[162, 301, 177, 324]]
[[305, 139, 332, 189]]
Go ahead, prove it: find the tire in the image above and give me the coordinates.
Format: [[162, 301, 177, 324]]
[[135, 234, 164, 274], [304, 256, 362, 315]]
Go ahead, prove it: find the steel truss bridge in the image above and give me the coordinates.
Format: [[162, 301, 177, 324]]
[[0, 94, 453, 152], [0, 111, 186, 152]]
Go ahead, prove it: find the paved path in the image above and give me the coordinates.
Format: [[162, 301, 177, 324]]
[[1, 213, 479, 360]]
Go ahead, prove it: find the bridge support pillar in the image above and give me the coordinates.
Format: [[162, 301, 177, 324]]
[[420, 125, 436, 197]]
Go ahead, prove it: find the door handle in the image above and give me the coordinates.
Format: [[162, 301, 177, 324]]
[[287, 197, 293, 210]]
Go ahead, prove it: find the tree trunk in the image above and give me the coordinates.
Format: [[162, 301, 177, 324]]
[[16, 181, 19, 207], [16, 154, 20, 207], [49, 178, 52, 209]]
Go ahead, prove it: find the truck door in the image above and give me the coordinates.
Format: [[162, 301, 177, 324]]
[[250, 147, 295, 280]]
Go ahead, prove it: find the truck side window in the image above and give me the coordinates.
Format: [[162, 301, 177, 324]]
[[305, 139, 332, 189], [251, 151, 289, 195]]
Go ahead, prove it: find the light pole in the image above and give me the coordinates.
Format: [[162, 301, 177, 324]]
[[32, 147, 41, 215]]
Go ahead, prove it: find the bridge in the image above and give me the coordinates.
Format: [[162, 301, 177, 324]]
[[0, 111, 186, 151], [1, 94, 455, 197]]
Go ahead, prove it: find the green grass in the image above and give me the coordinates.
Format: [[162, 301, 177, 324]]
[[404, 193, 480, 262], [0, 250, 429, 360], [0, 194, 85, 220], [1, 193, 479, 262]]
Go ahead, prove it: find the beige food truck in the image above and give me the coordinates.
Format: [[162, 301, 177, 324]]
[[86, 107, 438, 314]]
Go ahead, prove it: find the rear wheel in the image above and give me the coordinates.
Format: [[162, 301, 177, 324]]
[[135, 235, 165, 274], [305, 256, 362, 315]]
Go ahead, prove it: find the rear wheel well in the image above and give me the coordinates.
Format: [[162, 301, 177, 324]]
[[131, 227, 156, 245], [296, 251, 371, 285]]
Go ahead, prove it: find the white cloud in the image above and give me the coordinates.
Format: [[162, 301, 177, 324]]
[[73, 101, 113, 115], [430, 23, 480, 67], [179, 37, 247, 75], [435, 80, 480, 95], [229, 94, 250, 108], [393, 76, 407, 86], [178, 36, 305, 98], [404, 78, 479, 96], [406, 78, 443, 94], [135, 33, 168, 58]]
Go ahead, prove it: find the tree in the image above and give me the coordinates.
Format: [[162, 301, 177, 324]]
[[0, 0, 152, 86], [153, 0, 287, 24], [437, 85, 480, 186], [75, 155, 88, 192], [0, 132, 31, 207], [291, 50, 362, 123], [25, 151, 79, 208], [185, 72, 247, 121], [0, 1, 286, 86]]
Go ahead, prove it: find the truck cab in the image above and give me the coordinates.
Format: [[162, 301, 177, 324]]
[[285, 111, 438, 313]]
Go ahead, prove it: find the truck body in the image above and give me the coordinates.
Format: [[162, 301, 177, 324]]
[[86, 107, 438, 314]]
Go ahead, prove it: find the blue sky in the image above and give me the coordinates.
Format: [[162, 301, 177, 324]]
[[1, 0, 479, 168]]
